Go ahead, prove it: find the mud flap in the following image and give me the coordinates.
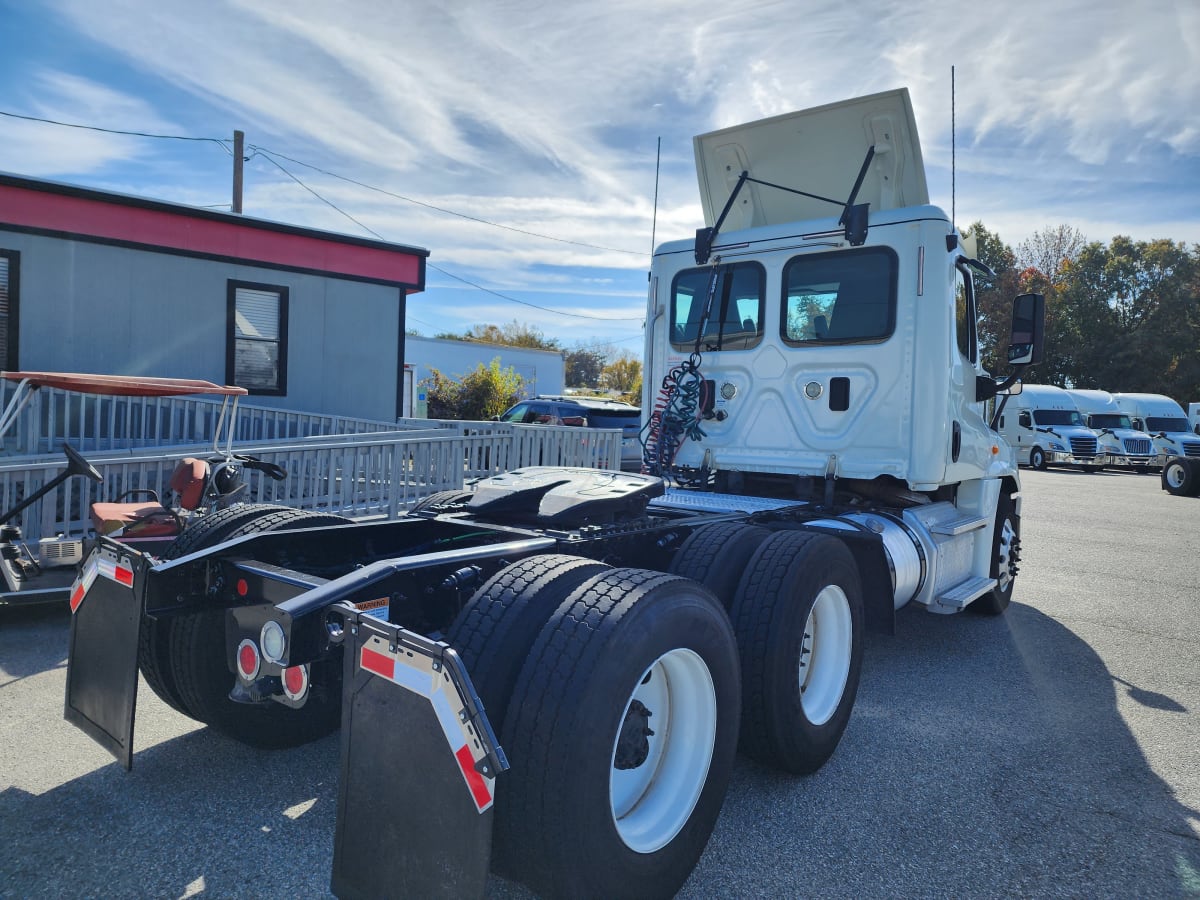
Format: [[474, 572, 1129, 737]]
[[331, 614, 508, 900], [63, 543, 147, 771]]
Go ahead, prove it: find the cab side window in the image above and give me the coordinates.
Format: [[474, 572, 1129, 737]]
[[954, 262, 978, 364]]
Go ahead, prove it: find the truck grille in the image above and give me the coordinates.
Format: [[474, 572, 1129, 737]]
[[1184, 443, 1200, 458], [1069, 436, 1098, 459], [1123, 438, 1152, 456]]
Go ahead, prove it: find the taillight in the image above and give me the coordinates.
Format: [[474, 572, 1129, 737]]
[[282, 664, 309, 702], [236, 639, 260, 680]]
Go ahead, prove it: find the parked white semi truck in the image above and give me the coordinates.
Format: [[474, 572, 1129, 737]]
[[994, 383, 1105, 471], [1112, 392, 1200, 466], [1066, 388, 1158, 471], [61, 89, 1044, 899]]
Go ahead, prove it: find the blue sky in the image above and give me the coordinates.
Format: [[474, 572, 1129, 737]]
[[1, 0, 1197, 352]]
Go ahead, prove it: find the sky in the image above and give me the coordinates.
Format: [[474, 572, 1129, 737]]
[[1, 0, 1197, 353]]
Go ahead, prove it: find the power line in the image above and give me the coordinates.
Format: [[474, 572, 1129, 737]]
[[264, 153, 645, 323], [1, 107, 646, 256], [2, 107, 647, 323], [249, 145, 643, 256], [0, 108, 230, 150]]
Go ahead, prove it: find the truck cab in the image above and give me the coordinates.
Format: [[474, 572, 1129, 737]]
[[995, 383, 1104, 471], [644, 89, 1008, 494], [1114, 392, 1200, 466], [1066, 388, 1158, 471]]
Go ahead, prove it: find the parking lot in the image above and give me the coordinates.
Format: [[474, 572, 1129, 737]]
[[2, 467, 1198, 899]]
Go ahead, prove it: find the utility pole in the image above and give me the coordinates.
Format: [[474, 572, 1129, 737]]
[[232, 129, 244, 214]]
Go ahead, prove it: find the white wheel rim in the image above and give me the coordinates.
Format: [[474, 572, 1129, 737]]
[[609, 647, 717, 854], [1166, 464, 1185, 488], [996, 517, 1017, 589], [799, 585, 852, 726]]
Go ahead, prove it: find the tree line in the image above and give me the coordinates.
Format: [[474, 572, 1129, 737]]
[[972, 223, 1200, 404]]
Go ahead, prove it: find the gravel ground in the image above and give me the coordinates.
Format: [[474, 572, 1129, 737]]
[[1, 467, 1197, 898]]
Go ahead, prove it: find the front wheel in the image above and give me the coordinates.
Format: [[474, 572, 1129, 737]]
[[1028, 446, 1047, 470], [972, 492, 1019, 615], [495, 569, 740, 899], [1163, 458, 1200, 496], [730, 531, 864, 775]]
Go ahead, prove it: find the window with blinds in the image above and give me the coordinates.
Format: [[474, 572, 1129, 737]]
[[0, 250, 16, 371], [227, 280, 288, 394]]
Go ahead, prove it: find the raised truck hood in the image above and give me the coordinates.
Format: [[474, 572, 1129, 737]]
[[694, 88, 928, 230]]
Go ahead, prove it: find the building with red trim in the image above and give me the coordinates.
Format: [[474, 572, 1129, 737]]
[[0, 173, 428, 421]]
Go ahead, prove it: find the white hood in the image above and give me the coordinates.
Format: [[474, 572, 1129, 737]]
[[693, 88, 928, 230]]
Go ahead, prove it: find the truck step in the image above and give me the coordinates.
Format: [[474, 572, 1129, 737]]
[[934, 575, 997, 611], [928, 514, 990, 536]]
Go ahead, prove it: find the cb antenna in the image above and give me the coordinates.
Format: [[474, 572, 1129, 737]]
[[650, 136, 662, 260], [951, 65, 956, 230]]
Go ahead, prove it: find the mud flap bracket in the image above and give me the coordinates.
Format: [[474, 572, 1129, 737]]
[[331, 613, 507, 900]]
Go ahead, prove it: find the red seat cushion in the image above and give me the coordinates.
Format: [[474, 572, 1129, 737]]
[[91, 502, 181, 538], [169, 458, 210, 510]]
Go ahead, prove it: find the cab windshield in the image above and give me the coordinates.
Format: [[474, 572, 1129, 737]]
[[1145, 416, 1188, 432], [1090, 413, 1134, 430], [1033, 409, 1084, 427]]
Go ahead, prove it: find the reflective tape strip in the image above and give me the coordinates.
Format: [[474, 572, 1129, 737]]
[[359, 641, 494, 812], [69, 558, 99, 614], [96, 557, 134, 588]]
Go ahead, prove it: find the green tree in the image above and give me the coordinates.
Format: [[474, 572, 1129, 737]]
[[436, 321, 561, 351], [564, 346, 607, 387], [600, 352, 642, 397], [421, 357, 527, 420], [1058, 237, 1200, 400]]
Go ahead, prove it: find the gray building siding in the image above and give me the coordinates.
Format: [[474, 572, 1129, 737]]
[[0, 171, 433, 423], [0, 228, 407, 422]]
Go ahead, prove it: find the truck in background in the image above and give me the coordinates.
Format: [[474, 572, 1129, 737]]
[[1189, 402, 1200, 435], [1066, 388, 1158, 472], [60, 89, 1045, 899], [994, 383, 1104, 471], [1112, 393, 1200, 467]]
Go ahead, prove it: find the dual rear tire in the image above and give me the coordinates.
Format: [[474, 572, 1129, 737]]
[[138, 504, 352, 748], [451, 526, 866, 896]]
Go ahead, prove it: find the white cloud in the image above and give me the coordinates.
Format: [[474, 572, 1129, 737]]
[[8, 0, 1199, 341]]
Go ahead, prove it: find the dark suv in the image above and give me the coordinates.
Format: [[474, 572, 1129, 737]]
[[496, 395, 642, 469]]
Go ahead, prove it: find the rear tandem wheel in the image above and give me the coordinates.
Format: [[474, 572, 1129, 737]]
[[143, 506, 353, 748], [730, 530, 864, 775], [494, 568, 740, 899]]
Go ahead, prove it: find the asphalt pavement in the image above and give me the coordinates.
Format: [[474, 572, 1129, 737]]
[[1, 467, 1197, 899]]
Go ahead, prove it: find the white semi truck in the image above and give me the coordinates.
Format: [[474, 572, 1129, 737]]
[[1112, 392, 1200, 466], [1066, 388, 1158, 472], [994, 383, 1104, 471], [61, 89, 1044, 899]]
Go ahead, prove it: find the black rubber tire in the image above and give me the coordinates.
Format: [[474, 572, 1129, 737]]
[[1163, 457, 1199, 497], [445, 554, 610, 735], [730, 530, 864, 775], [166, 508, 352, 748], [138, 504, 292, 715], [972, 492, 1019, 615], [668, 522, 771, 610], [1028, 446, 1047, 470], [494, 568, 740, 899], [407, 490, 474, 515]]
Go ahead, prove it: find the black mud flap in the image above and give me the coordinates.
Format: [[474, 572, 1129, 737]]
[[63, 542, 149, 771], [331, 614, 508, 900]]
